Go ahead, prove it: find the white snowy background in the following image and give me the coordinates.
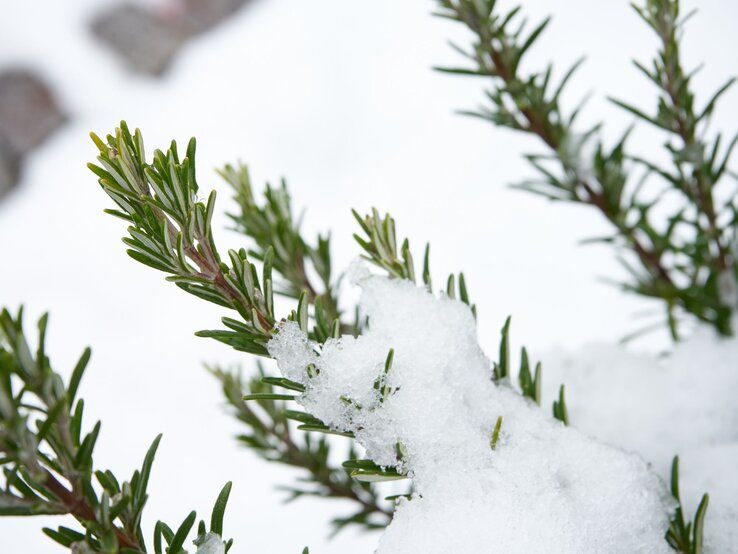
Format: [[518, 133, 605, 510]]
[[1, 0, 737, 552]]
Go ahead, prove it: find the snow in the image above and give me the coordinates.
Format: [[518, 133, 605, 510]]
[[542, 328, 738, 553], [270, 271, 675, 553], [195, 533, 226, 554]]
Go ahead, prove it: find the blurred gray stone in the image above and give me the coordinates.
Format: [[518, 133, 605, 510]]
[[0, 70, 65, 155], [0, 136, 20, 199], [178, 0, 247, 34], [0, 70, 65, 200], [91, 0, 250, 77], [91, 4, 186, 77]]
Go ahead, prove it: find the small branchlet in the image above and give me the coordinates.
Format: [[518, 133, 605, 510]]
[[666, 456, 709, 554], [90, 129, 404, 534], [352, 208, 417, 282], [89, 123, 278, 356], [220, 163, 341, 325], [353, 210, 477, 321], [240, 356, 408, 488], [0, 308, 233, 553]]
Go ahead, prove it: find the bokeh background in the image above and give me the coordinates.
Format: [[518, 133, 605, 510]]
[[1, 0, 736, 552]]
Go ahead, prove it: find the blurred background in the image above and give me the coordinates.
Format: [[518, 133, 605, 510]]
[[1, 0, 736, 552]]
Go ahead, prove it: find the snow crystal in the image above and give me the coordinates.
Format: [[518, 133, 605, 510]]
[[541, 327, 738, 552], [269, 271, 674, 553], [194, 533, 225, 554]]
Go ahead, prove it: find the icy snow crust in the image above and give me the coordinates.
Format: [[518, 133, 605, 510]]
[[269, 274, 674, 554], [543, 333, 738, 553]]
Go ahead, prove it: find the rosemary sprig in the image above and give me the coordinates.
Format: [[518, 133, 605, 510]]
[[0, 307, 234, 553], [435, 0, 738, 338]]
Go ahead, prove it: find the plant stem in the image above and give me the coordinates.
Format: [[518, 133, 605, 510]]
[[42, 471, 140, 551], [479, 29, 675, 287]]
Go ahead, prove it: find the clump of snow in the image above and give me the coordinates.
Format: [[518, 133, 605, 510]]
[[541, 330, 738, 552], [194, 532, 225, 554], [269, 271, 674, 553]]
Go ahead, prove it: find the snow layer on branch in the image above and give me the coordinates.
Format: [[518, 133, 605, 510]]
[[269, 273, 674, 554], [542, 332, 738, 552]]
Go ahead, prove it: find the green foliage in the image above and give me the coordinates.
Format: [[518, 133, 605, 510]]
[[89, 124, 277, 356], [90, 123, 398, 534], [374, 349, 396, 404], [0, 308, 233, 553], [491, 316, 567, 424], [489, 416, 503, 450], [518, 347, 542, 405], [220, 162, 365, 342], [352, 208, 419, 283], [353, 211, 571, 433], [88, 125, 706, 551], [666, 456, 709, 554], [238, 349, 409, 486], [552, 385, 569, 426], [341, 459, 406, 483], [220, 164, 338, 323], [211, 366, 393, 533], [352, 209, 476, 318], [89, 124, 583, 535], [435, 0, 738, 338], [9, 2, 727, 549]]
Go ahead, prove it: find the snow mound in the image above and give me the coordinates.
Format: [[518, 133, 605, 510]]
[[542, 333, 738, 472], [269, 273, 674, 554], [542, 330, 738, 552]]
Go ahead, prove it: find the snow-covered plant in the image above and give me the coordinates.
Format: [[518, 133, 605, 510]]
[[9, 122, 713, 553], [3, 1, 734, 551], [0, 115, 720, 551], [435, 0, 738, 339]]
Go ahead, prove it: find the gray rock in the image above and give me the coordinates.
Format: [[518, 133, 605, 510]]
[[91, 0, 251, 77], [91, 4, 187, 77], [0, 136, 20, 199], [179, 0, 248, 34], [0, 69, 65, 200], [0, 69, 65, 155]]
